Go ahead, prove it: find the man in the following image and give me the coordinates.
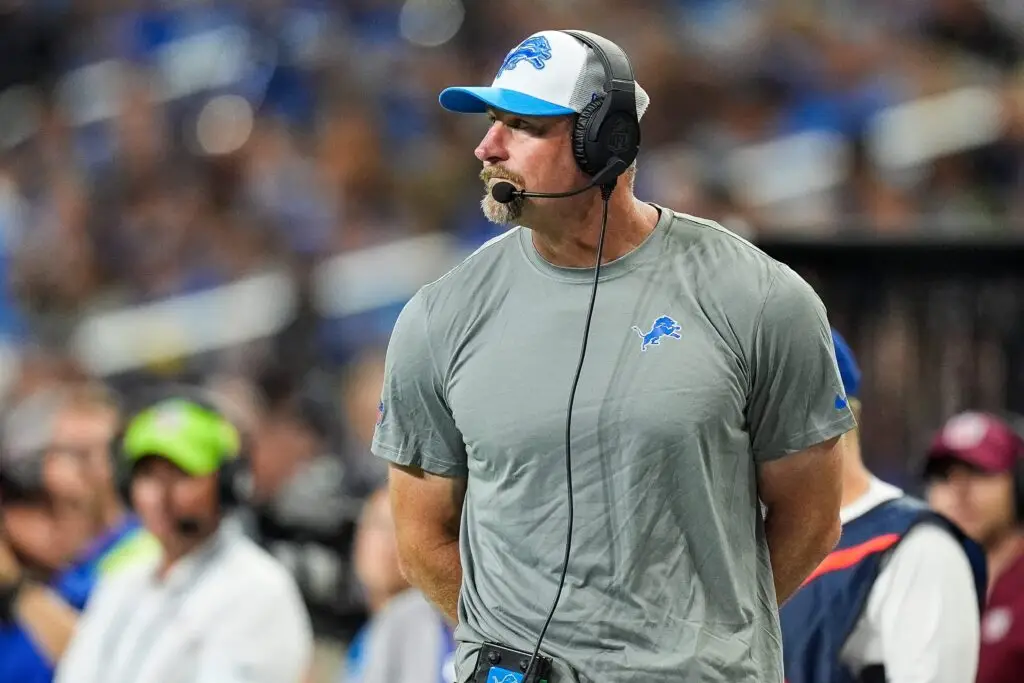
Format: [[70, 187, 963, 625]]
[[924, 409, 1024, 683], [55, 389, 313, 683], [780, 329, 987, 683], [341, 486, 456, 683], [0, 383, 158, 683], [374, 29, 855, 683], [1, 445, 83, 683]]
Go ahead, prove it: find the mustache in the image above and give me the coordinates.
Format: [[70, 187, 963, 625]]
[[480, 167, 525, 186]]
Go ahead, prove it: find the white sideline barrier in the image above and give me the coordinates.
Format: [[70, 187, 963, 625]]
[[67, 234, 470, 376], [69, 270, 300, 376], [311, 233, 468, 318]]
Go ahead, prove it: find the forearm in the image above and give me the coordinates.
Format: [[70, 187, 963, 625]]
[[765, 509, 839, 605], [14, 582, 80, 664], [401, 538, 463, 624]]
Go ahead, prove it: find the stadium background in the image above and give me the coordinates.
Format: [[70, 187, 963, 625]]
[[0, 0, 1023, 680]]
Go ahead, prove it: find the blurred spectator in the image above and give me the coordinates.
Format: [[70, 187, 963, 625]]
[[338, 348, 389, 501], [0, 2, 1020, 679], [56, 388, 314, 683], [234, 367, 367, 639], [0, 382, 157, 683], [340, 486, 455, 683], [922, 411, 1024, 683]]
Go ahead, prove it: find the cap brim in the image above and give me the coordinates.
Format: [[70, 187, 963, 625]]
[[925, 447, 1005, 474], [439, 87, 576, 117], [125, 432, 218, 477]]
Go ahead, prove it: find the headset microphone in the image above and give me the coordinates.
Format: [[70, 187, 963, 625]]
[[490, 157, 627, 204], [175, 518, 204, 536]]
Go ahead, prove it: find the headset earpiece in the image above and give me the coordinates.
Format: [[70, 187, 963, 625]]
[[108, 426, 134, 507], [561, 30, 641, 184]]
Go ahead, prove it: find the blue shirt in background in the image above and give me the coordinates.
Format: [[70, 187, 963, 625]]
[[0, 516, 158, 683]]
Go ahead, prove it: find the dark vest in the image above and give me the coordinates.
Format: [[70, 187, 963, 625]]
[[780, 495, 987, 683]]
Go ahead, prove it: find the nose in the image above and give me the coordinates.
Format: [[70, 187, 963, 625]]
[[475, 122, 510, 164]]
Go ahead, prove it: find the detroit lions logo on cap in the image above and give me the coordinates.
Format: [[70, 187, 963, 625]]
[[497, 36, 554, 78]]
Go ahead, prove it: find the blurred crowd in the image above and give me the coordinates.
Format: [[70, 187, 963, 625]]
[[0, 0, 1023, 680], [1, 0, 1024, 333]]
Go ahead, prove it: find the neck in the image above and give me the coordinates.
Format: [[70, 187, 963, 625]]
[[530, 189, 658, 268], [840, 433, 874, 509], [987, 532, 1024, 590]]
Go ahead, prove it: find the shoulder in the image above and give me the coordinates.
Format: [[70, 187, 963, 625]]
[[98, 529, 161, 576], [80, 553, 156, 615], [219, 534, 306, 607], [661, 207, 818, 322], [390, 228, 522, 353], [891, 522, 976, 568], [663, 208, 790, 280], [416, 228, 521, 307], [878, 520, 981, 598]]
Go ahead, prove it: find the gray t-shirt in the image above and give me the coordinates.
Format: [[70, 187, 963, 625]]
[[371, 206, 856, 683]]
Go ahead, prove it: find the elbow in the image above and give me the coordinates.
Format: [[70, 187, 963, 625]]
[[395, 541, 419, 583], [826, 514, 842, 550], [816, 514, 842, 558]]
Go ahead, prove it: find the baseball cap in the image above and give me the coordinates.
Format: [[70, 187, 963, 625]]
[[439, 31, 650, 119], [831, 328, 861, 399], [923, 412, 1024, 474], [122, 398, 240, 477]]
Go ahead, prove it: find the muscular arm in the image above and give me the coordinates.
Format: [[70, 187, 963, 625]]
[[757, 435, 844, 605], [388, 463, 466, 624]]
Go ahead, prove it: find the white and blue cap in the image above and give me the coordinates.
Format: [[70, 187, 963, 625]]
[[439, 30, 650, 119]]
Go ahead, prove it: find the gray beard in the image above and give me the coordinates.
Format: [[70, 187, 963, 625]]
[[480, 192, 524, 225]]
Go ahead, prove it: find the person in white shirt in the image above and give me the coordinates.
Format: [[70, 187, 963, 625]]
[[779, 329, 987, 683], [55, 388, 314, 683]]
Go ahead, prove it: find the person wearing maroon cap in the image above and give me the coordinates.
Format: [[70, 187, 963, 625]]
[[924, 411, 1024, 683]]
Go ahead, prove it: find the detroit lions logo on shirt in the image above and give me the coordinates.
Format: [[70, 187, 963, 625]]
[[632, 315, 682, 352], [496, 36, 554, 77]]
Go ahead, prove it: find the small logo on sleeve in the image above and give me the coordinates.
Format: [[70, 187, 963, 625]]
[[376, 400, 385, 426], [631, 315, 681, 352], [834, 394, 848, 410]]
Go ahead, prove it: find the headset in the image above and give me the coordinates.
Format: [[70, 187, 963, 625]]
[[565, 30, 641, 180], [490, 29, 641, 205], [111, 385, 251, 535], [494, 30, 641, 683]]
